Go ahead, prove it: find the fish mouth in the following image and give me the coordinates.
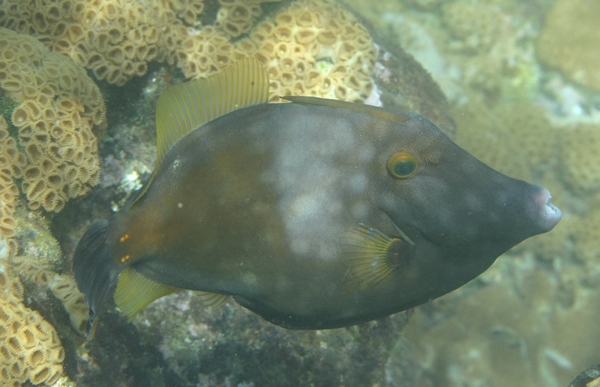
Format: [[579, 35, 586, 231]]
[[534, 186, 562, 232]]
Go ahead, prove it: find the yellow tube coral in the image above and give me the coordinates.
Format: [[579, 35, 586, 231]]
[[0, 28, 105, 212], [0, 264, 64, 386], [175, 0, 376, 102], [537, 0, 600, 90]]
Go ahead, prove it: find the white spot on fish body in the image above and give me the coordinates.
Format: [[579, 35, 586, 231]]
[[171, 159, 180, 170], [285, 190, 344, 260], [355, 142, 376, 163], [242, 273, 258, 287], [346, 173, 368, 193], [273, 107, 367, 261]]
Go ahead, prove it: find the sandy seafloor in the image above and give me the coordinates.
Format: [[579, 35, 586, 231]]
[[2, 0, 600, 386]]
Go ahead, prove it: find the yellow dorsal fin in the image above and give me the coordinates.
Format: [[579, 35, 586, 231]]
[[195, 291, 229, 308], [114, 266, 180, 318], [128, 58, 269, 208], [282, 96, 411, 123], [155, 57, 270, 167]]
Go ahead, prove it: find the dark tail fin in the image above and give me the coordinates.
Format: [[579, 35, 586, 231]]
[[72, 219, 115, 335]]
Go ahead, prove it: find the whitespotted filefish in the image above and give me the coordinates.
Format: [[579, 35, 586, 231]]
[[73, 58, 562, 332]]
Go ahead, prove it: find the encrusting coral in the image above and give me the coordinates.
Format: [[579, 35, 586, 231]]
[[454, 98, 559, 183], [569, 193, 600, 287], [252, 0, 375, 102], [537, 0, 600, 91], [0, 0, 271, 86], [442, 2, 504, 53], [0, 215, 87, 384], [0, 0, 208, 86], [403, 267, 600, 387], [0, 0, 179, 86], [440, 1, 539, 98], [0, 0, 376, 102], [0, 116, 25, 239], [454, 99, 529, 181], [559, 123, 600, 194], [48, 274, 89, 335], [0, 28, 103, 353], [0, 28, 105, 213], [10, 253, 90, 335], [0, 263, 65, 386], [176, 0, 376, 102]]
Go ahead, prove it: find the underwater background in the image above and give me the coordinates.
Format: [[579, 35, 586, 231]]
[[0, 0, 598, 386]]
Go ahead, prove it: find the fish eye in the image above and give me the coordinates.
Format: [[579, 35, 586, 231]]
[[387, 152, 418, 179]]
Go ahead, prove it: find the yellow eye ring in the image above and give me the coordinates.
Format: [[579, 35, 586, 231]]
[[387, 152, 418, 179]]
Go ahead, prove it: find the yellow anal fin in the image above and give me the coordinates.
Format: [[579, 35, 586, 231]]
[[114, 267, 180, 318], [195, 291, 229, 308], [155, 57, 270, 167], [341, 225, 404, 287], [282, 96, 411, 123]]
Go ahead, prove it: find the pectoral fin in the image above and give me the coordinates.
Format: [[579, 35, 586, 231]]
[[341, 225, 411, 287]]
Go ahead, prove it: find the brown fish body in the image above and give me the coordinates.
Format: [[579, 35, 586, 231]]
[[73, 59, 561, 330], [95, 102, 559, 329]]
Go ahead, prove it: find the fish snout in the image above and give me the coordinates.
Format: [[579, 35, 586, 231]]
[[531, 186, 562, 232]]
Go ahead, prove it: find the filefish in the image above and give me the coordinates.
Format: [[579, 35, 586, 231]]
[[73, 58, 561, 331]]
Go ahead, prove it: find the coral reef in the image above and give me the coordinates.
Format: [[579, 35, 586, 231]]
[[74, 290, 412, 387], [175, 0, 376, 102], [454, 98, 530, 181], [256, 0, 374, 102], [441, 1, 539, 99], [0, 0, 198, 86], [0, 202, 92, 386], [0, 263, 65, 386], [570, 195, 600, 287], [493, 103, 559, 175], [442, 2, 504, 53], [401, 261, 600, 387], [0, 28, 106, 213], [47, 274, 89, 335], [537, 0, 600, 91], [0, 0, 256, 86], [346, 0, 542, 101], [0, 0, 377, 102], [13, 252, 90, 335], [0, 116, 25, 238], [559, 123, 600, 194], [454, 97, 559, 183]]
